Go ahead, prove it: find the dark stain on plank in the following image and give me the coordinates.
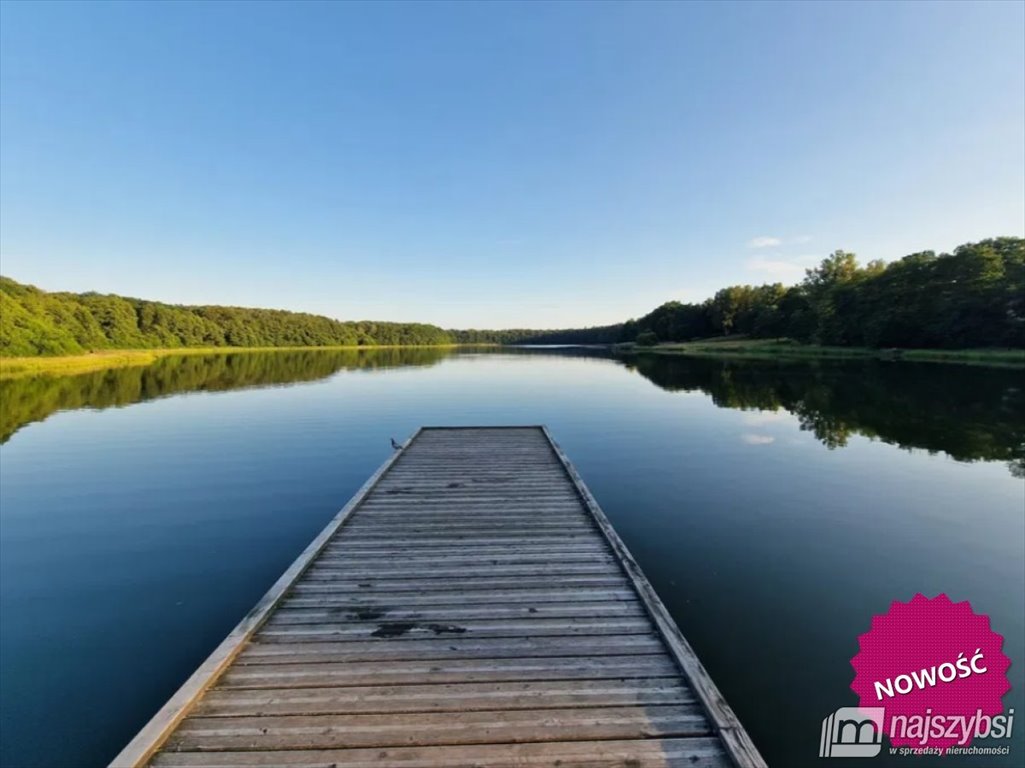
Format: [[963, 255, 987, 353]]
[[371, 621, 467, 638]]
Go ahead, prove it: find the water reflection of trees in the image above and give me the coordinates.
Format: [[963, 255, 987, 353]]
[[624, 355, 1024, 477], [2, 348, 1021, 477], [0, 348, 451, 443]]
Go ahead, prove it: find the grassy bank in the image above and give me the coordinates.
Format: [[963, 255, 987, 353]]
[[0, 345, 469, 380], [615, 338, 1025, 367], [3, 339, 1022, 380]]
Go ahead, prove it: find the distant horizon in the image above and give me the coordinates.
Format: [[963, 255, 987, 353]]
[[2, 2, 1023, 327], [3, 231, 1021, 330], [0, 268, 635, 329]]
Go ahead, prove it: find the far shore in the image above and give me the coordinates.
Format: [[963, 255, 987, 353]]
[[2, 338, 1023, 380], [0, 344, 486, 380], [615, 338, 1025, 367]]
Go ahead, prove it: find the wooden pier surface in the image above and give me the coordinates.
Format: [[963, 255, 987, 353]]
[[113, 426, 765, 768]]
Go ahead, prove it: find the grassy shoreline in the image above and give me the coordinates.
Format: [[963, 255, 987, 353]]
[[614, 338, 1025, 367], [2, 339, 1022, 379], [0, 345, 476, 380]]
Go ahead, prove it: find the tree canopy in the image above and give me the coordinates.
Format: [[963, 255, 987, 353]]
[[2, 237, 1021, 356], [621, 237, 1024, 349], [0, 278, 454, 356]]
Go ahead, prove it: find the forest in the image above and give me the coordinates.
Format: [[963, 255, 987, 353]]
[[622, 237, 1024, 348], [0, 278, 453, 356], [1, 237, 1022, 356], [449, 325, 623, 345], [453, 237, 1025, 349]]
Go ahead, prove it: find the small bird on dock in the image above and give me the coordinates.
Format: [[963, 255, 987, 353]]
[[390, 437, 403, 450]]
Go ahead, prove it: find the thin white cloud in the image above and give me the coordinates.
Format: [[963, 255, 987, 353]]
[[746, 234, 813, 249], [742, 410, 792, 426], [741, 433, 776, 445]]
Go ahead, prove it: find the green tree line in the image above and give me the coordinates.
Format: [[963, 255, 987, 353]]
[[0, 278, 454, 355], [3, 237, 1022, 355], [454, 237, 1024, 348], [449, 325, 622, 345], [623, 237, 1024, 348]]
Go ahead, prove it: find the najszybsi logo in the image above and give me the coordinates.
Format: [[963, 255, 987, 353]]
[[819, 707, 885, 758], [849, 594, 1012, 754], [819, 706, 1016, 758]]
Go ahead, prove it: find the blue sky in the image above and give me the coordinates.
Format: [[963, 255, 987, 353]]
[[1, 1, 1023, 328]]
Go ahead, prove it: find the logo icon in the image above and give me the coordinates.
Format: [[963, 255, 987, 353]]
[[819, 707, 885, 758]]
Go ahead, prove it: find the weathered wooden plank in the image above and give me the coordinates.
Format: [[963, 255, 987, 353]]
[[362, 493, 577, 500], [318, 538, 604, 552], [339, 524, 596, 535], [395, 455, 545, 462], [307, 562, 619, 575], [346, 514, 588, 523], [283, 587, 638, 605], [164, 704, 710, 751], [353, 505, 588, 515], [319, 535, 602, 549], [295, 570, 628, 584], [344, 514, 590, 524], [365, 487, 575, 493], [150, 737, 731, 767], [385, 454, 561, 461], [252, 629, 658, 645], [345, 505, 584, 515], [288, 575, 633, 592], [323, 541, 602, 553], [303, 564, 624, 580], [375, 475, 574, 481], [384, 463, 564, 470], [356, 513, 584, 521], [255, 616, 658, 641], [312, 553, 617, 570], [365, 487, 578, 495], [238, 634, 666, 663], [312, 554, 611, 568], [267, 602, 645, 625], [375, 479, 571, 487], [355, 509, 587, 518], [366, 495, 573, 501], [193, 678, 695, 717], [340, 516, 589, 525], [218, 655, 678, 689], [303, 557, 610, 570], [319, 542, 607, 556]]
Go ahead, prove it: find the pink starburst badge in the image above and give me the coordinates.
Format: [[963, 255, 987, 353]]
[[850, 593, 1012, 752]]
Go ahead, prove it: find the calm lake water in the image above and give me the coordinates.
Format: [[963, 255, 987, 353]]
[[1, 347, 1022, 767]]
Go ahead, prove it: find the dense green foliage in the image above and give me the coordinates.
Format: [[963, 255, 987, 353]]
[[454, 237, 1025, 349], [3, 237, 1021, 356], [0, 278, 454, 356], [624, 238, 1024, 348], [449, 325, 622, 345]]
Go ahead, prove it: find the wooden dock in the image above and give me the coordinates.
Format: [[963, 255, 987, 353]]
[[112, 427, 765, 768]]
